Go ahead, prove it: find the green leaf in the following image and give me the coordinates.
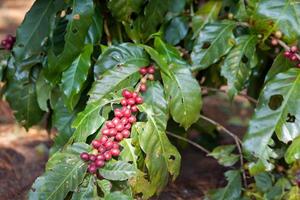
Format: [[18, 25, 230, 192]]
[[244, 68, 300, 166], [265, 52, 294, 83], [107, 0, 144, 22], [254, 172, 273, 193], [104, 192, 132, 200], [209, 145, 239, 167], [61, 44, 93, 110], [255, 0, 300, 41], [29, 143, 90, 200], [191, 21, 236, 70], [13, 0, 64, 64], [153, 37, 183, 64], [89, 65, 141, 103], [137, 101, 181, 193], [206, 170, 242, 200], [46, 0, 94, 82], [221, 35, 258, 98], [164, 16, 189, 45], [128, 171, 154, 199], [97, 179, 112, 196], [71, 176, 98, 200], [119, 139, 138, 167], [99, 161, 136, 181], [36, 71, 52, 112], [94, 43, 149, 76], [162, 65, 202, 129], [192, 0, 222, 38], [285, 136, 300, 164], [5, 80, 44, 129], [85, 6, 103, 45]]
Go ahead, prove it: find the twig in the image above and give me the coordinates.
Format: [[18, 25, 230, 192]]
[[166, 131, 210, 154], [276, 38, 300, 60], [202, 86, 258, 104], [199, 115, 247, 187], [135, 74, 149, 93], [104, 19, 112, 46]]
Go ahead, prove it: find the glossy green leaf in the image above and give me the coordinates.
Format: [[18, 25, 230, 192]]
[[61, 44, 93, 110], [206, 170, 242, 200], [255, 0, 300, 41], [85, 6, 103, 45], [107, 0, 144, 22], [191, 21, 236, 70], [104, 192, 132, 200], [89, 65, 141, 103], [129, 171, 154, 199], [162, 65, 202, 129], [29, 143, 90, 200], [13, 0, 64, 64], [164, 16, 188, 45], [192, 0, 222, 38], [221, 35, 258, 98], [254, 172, 273, 193], [265, 52, 294, 83], [71, 176, 98, 200], [99, 161, 136, 181], [94, 43, 149, 76], [36, 71, 52, 112], [153, 37, 183, 64], [285, 136, 300, 164], [209, 145, 239, 167], [120, 139, 138, 167], [97, 179, 112, 196], [46, 0, 94, 82], [244, 68, 300, 166]]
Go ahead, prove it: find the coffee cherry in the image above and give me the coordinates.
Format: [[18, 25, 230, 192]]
[[5, 43, 12, 50], [98, 146, 106, 154], [128, 116, 136, 124], [102, 128, 110, 135], [115, 133, 124, 141], [284, 51, 291, 57], [122, 129, 130, 138], [139, 67, 147, 75], [141, 78, 147, 84], [89, 154, 96, 161], [132, 92, 138, 98], [116, 123, 124, 132], [106, 121, 115, 128], [99, 136, 108, 144], [140, 84, 147, 92], [114, 108, 123, 118], [135, 96, 143, 104], [1, 40, 7, 46], [88, 164, 97, 174], [298, 63, 300, 68], [112, 118, 120, 126], [148, 74, 154, 81], [80, 152, 89, 161], [291, 46, 298, 53], [131, 105, 138, 112], [291, 55, 298, 61], [122, 89, 132, 99], [120, 99, 127, 106], [92, 140, 101, 149], [104, 151, 112, 161], [120, 117, 129, 125], [111, 148, 121, 157], [124, 123, 131, 130], [113, 142, 120, 149], [274, 31, 282, 39], [127, 98, 136, 106], [109, 128, 117, 136], [123, 108, 132, 118], [95, 159, 105, 168], [271, 38, 278, 46], [96, 154, 105, 161], [147, 66, 155, 74], [104, 140, 114, 150], [6, 34, 15, 43]]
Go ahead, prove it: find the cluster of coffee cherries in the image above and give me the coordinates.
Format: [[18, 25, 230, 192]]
[[1, 34, 15, 50], [283, 46, 300, 67], [80, 66, 155, 174]]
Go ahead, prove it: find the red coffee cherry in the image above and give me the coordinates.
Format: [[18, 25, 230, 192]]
[[122, 89, 132, 99], [139, 67, 147, 75], [104, 151, 112, 161], [135, 96, 143, 104], [88, 164, 97, 173], [102, 128, 110, 135], [106, 121, 115, 128], [104, 140, 114, 150], [113, 142, 120, 149], [98, 146, 106, 154], [92, 140, 101, 149], [131, 105, 138, 112], [123, 108, 132, 118], [124, 123, 131, 130], [140, 84, 147, 92], [80, 152, 89, 161], [112, 118, 120, 125], [111, 148, 120, 157], [99, 136, 108, 144], [95, 159, 105, 168], [115, 123, 124, 132], [127, 98, 136, 106], [120, 99, 127, 106], [122, 129, 130, 138], [284, 51, 291, 57], [115, 133, 124, 141], [114, 108, 123, 118], [271, 38, 278, 46], [89, 154, 96, 161], [290, 46, 298, 52], [120, 117, 129, 125], [96, 154, 105, 161], [291, 55, 298, 61], [128, 115, 136, 124], [6, 34, 15, 43], [132, 92, 138, 98], [147, 66, 155, 74], [1, 40, 7, 46], [109, 128, 117, 136]]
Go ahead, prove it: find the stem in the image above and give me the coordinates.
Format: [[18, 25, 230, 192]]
[[202, 86, 258, 104], [104, 19, 112, 46], [276, 38, 300, 60], [199, 115, 247, 187], [166, 131, 210, 154], [135, 74, 148, 93]]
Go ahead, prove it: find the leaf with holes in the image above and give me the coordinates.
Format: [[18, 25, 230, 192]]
[[191, 21, 236, 70], [285, 136, 300, 164], [29, 143, 90, 200], [61, 44, 93, 110], [108, 0, 144, 22], [99, 161, 136, 181], [94, 43, 149, 76], [45, 0, 94, 82], [71, 176, 98, 200], [221, 35, 258, 98], [119, 139, 138, 168], [244, 68, 300, 168]]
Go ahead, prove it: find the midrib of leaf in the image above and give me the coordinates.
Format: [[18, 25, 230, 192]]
[[46, 161, 85, 200], [199, 2, 219, 30], [201, 22, 235, 61], [21, 1, 53, 53], [122, 139, 137, 167]]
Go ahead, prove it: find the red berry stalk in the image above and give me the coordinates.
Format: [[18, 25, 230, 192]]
[[1, 34, 15, 50], [80, 65, 155, 175]]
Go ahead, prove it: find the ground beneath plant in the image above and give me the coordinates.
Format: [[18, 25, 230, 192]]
[[0, 93, 253, 200]]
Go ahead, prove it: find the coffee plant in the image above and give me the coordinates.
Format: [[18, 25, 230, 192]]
[[1, 0, 300, 199]]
